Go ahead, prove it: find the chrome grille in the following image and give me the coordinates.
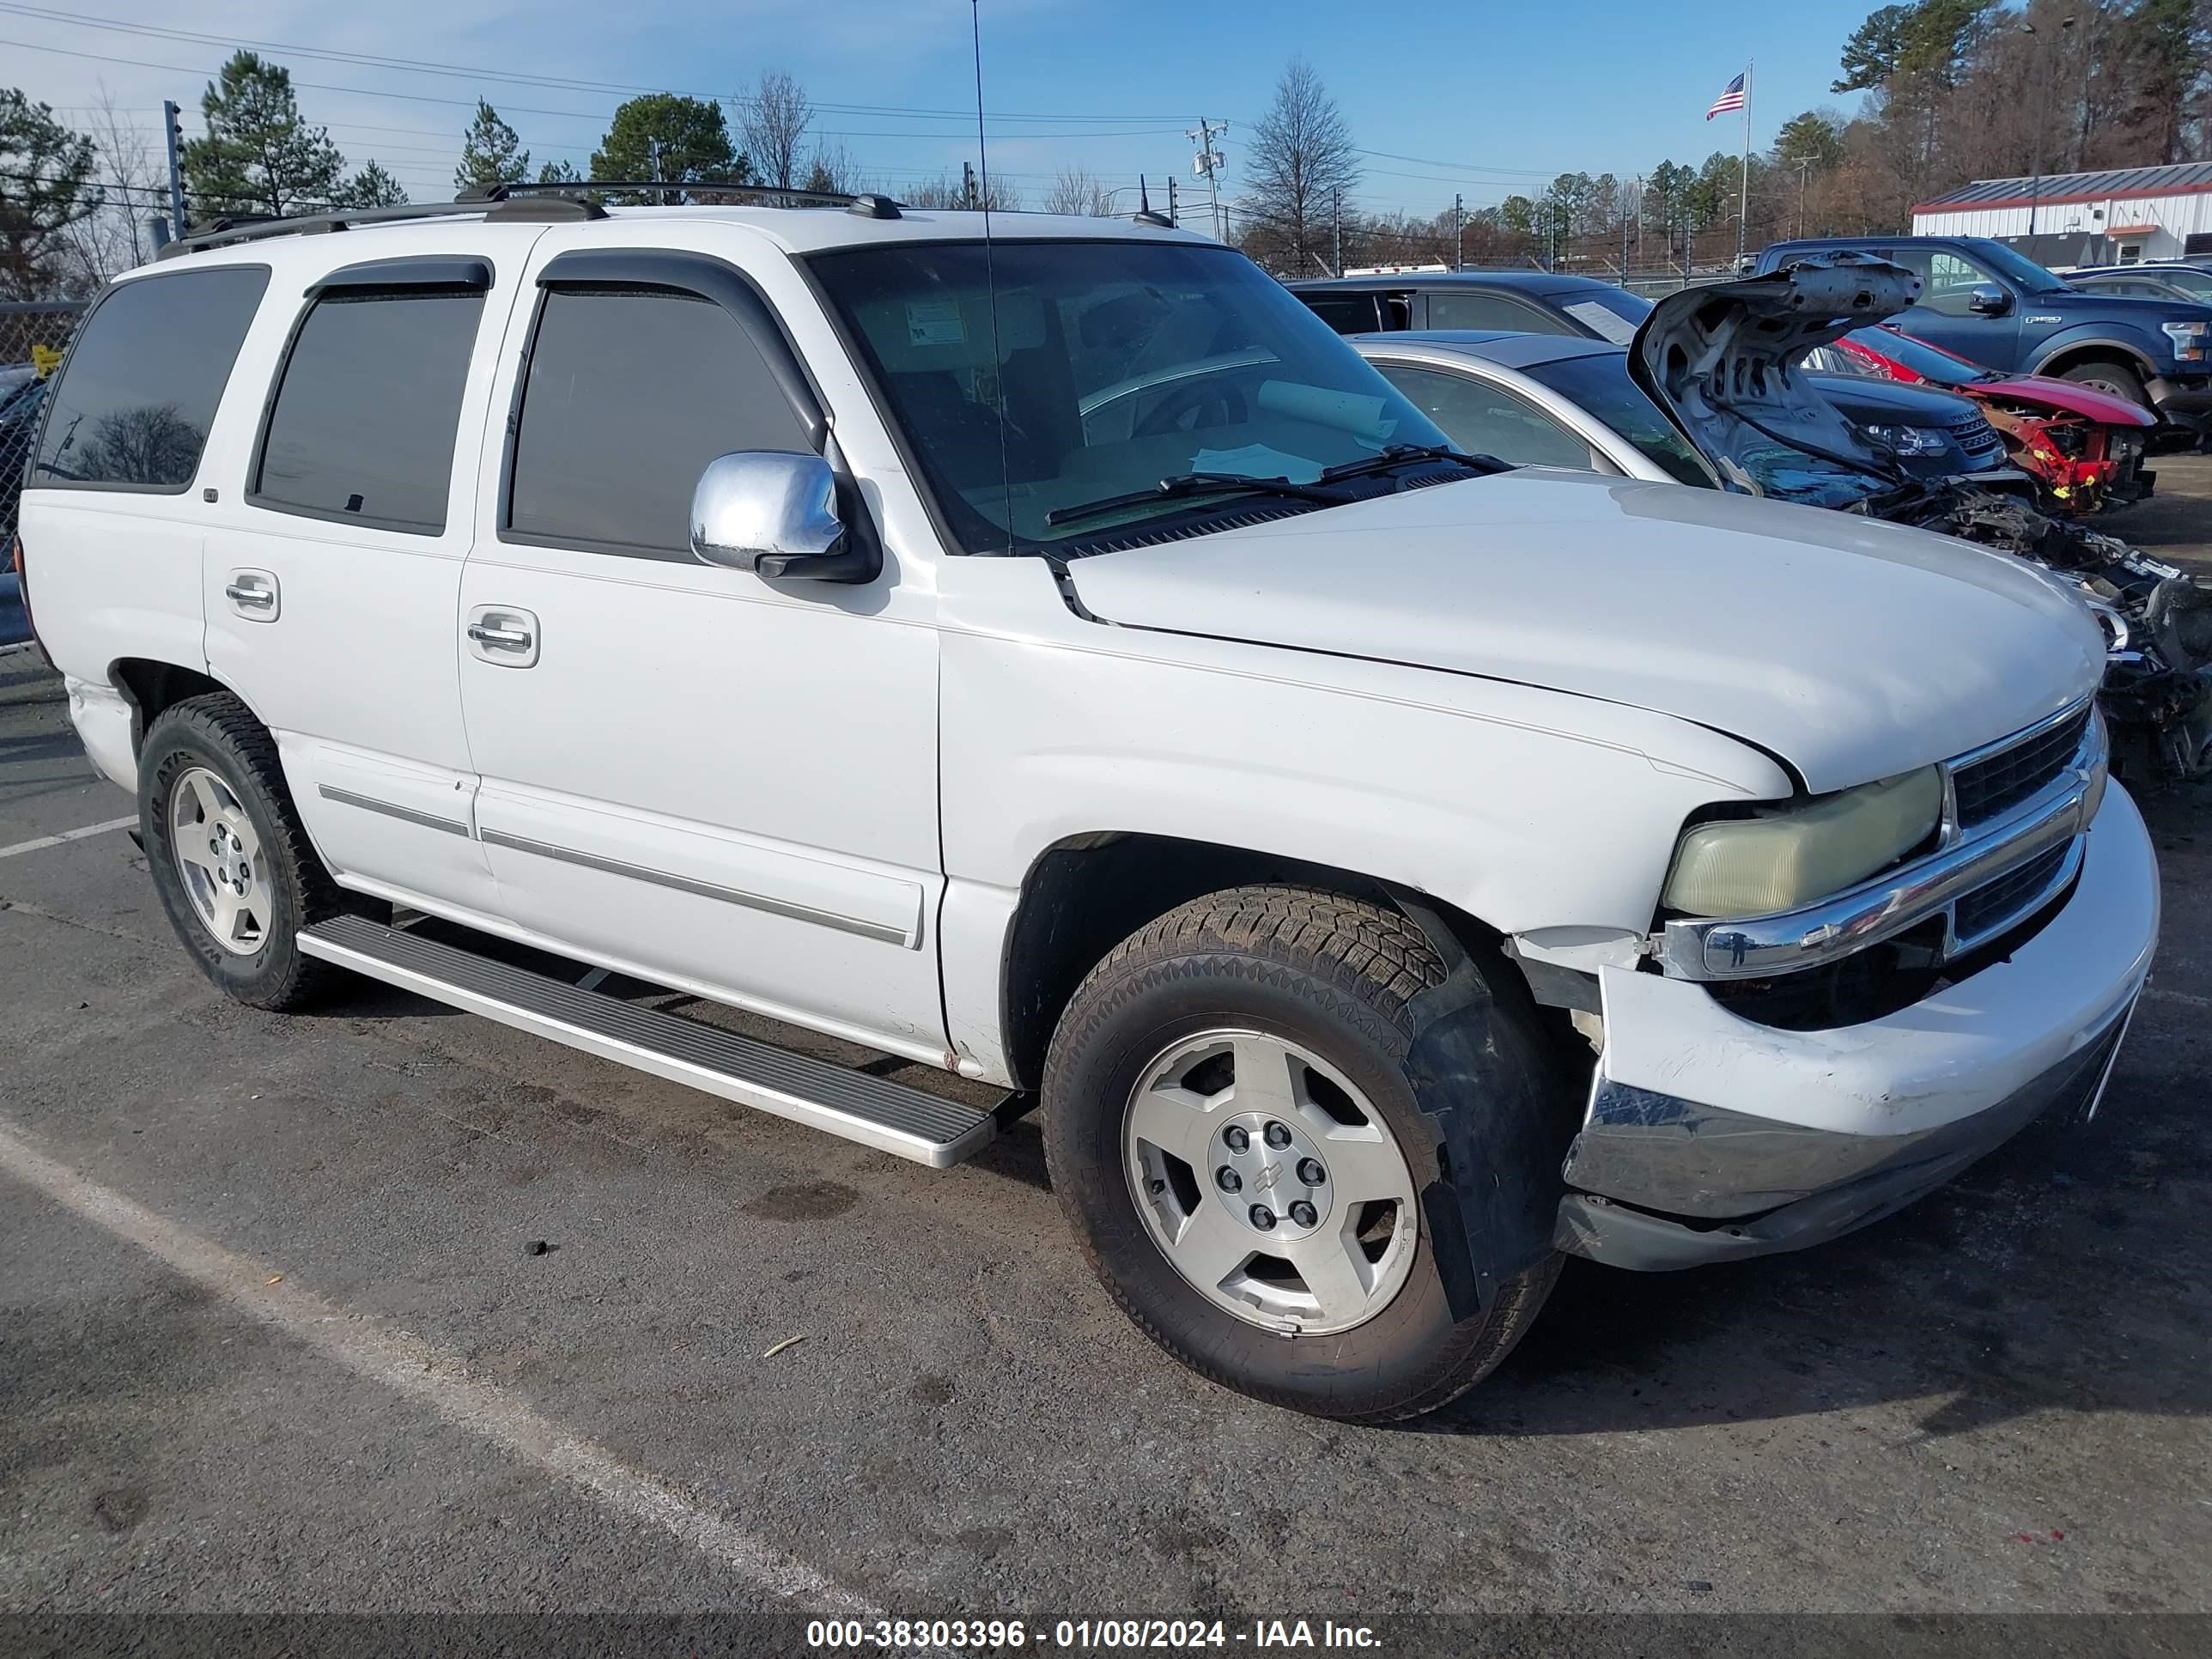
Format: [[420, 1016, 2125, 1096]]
[[1954, 843, 2070, 940], [1951, 417, 2004, 461], [1952, 707, 2093, 828]]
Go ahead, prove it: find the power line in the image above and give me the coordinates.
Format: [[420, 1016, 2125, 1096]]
[[0, 5, 1194, 125]]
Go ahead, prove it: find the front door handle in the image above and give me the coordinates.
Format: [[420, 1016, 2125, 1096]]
[[465, 605, 540, 668], [223, 569, 280, 622]]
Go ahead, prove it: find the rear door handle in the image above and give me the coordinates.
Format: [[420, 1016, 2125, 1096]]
[[465, 605, 539, 668], [223, 569, 280, 621]]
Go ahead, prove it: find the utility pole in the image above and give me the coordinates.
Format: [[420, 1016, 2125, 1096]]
[[162, 99, 186, 240], [1796, 158, 1810, 239], [963, 161, 979, 208], [2023, 15, 2078, 238], [1331, 188, 1342, 276], [1454, 191, 1464, 270], [1167, 174, 1178, 228], [1188, 118, 1228, 241]]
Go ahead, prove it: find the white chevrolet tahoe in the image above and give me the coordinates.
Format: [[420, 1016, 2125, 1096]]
[[15, 189, 2160, 1421]]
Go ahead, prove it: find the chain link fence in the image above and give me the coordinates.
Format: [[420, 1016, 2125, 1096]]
[[3, 301, 80, 644], [3, 302, 84, 538]]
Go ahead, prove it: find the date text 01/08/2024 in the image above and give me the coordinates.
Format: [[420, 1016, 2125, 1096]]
[[805, 1619, 1383, 1650]]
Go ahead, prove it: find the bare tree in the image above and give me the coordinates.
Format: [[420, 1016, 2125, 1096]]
[[903, 171, 1021, 210], [799, 138, 860, 196], [65, 86, 159, 285], [1245, 57, 1358, 274], [1043, 164, 1113, 215], [739, 70, 812, 191]]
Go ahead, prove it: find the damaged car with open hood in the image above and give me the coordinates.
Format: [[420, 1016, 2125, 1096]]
[[1358, 253, 2212, 785]]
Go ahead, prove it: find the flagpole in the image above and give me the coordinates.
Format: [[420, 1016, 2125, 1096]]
[[1737, 58, 1753, 270]]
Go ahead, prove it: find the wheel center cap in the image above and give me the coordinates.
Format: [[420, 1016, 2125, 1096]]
[[1211, 1111, 1332, 1241]]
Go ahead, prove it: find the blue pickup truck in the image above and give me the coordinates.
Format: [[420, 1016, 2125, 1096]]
[[1754, 234, 2212, 434]]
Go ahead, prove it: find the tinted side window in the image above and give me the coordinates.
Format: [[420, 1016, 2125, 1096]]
[[252, 289, 486, 534], [1424, 290, 1563, 333], [1299, 294, 1383, 334], [32, 265, 269, 491], [1376, 364, 1591, 470], [507, 288, 812, 558]]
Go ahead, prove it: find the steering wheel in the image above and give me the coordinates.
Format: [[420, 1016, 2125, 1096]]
[[1134, 375, 1252, 439]]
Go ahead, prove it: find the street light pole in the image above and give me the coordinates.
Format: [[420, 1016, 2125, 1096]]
[[2024, 14, 2078, 239]]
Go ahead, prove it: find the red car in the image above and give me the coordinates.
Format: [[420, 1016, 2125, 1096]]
[[1808, 325, 2156, 515]]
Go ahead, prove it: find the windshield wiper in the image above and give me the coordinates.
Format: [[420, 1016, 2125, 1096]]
[[1044, 471, 1349, 528], [1316, 443, 1510, 484]]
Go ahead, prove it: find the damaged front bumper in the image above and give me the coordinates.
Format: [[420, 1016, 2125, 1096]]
[[1555, 782, 2159, 1272]]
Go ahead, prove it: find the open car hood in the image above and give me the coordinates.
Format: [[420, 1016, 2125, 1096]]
[[1628, 253, 1923, 495]]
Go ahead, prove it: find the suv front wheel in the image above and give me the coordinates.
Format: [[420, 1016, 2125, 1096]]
[[1043, 885, 1561, 1422], [139, 692, 346, 1011]]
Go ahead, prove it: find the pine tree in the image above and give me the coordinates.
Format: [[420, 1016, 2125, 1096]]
[[590, 94, 748, 202], [456, 100, 530, 195], [182, 51, 348, 219], [345, 161, 410, 208], [0, 88, 101, 298]]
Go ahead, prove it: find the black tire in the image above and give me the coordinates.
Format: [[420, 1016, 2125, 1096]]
[[1042, 884, 1561, 1422], [2059, 356, 2154, 411], [138, 692, 345, 1011]]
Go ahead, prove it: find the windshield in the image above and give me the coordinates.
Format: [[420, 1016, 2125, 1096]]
[[1967, 240, 2070, 294], [809, 240, 1455, 553], [1517, 350, 1716, 488], [1553, 287, 1650, 345], [1844, 326, 1996, 387]]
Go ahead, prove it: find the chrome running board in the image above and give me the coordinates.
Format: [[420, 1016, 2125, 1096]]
[[298, 915, 999, 1167]]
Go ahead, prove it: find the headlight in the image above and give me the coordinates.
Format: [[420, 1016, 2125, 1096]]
[[1663, 766, 1944, 915], [1859, 422, 1949, 456], [2162, 319, 2207, 361]]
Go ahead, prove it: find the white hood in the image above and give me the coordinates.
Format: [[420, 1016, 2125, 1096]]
[[1065, 471, 2106, 794]]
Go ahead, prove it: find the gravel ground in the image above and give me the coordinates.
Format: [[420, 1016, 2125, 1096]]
[[2, 480, 2209, 1652]]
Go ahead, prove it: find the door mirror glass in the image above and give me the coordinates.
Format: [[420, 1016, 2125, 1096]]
[[690, 451, 870, 581], [1967, 283, 2013, 316]]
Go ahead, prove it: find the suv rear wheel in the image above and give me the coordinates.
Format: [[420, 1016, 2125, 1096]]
[[1042, 885, 1560, 1421], [139, 692, 345, 1011]]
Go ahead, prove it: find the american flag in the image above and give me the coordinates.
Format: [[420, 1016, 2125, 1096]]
[[1706, 72, 1747, 119]]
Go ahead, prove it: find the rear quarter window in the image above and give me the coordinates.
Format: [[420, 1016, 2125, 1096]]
[[30, 265, 270, 493]]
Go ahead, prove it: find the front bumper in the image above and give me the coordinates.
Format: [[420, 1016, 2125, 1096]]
[[2145, 372, 2212, 422], [1556, 782, 2159, 1270]]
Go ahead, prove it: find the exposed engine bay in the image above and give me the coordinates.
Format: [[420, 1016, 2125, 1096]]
[[1632, 253, 2212, 784]]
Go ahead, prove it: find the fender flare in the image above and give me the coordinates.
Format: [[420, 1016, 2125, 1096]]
[[2026, 331, 2161, 381], [1391, 888, 1581, 1313]]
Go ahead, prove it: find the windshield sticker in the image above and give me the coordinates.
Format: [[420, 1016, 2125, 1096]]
[[1563, 300, 1639, 344], [906, 300, 967, 348]]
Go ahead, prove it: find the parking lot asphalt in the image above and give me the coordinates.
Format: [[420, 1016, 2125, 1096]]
[[3, 475, 2211, 1631]]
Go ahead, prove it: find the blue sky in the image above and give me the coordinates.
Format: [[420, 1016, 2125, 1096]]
[[15, 0, 1887, 216]]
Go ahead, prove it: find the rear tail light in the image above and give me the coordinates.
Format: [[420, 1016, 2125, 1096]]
[[9, 532, 40, 654]]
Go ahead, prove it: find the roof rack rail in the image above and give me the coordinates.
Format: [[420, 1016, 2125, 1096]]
[[161, 201, 470, 259], [155, 179, 898, 261], [155, 191, 615, 259], [488, 179, 901, 217]]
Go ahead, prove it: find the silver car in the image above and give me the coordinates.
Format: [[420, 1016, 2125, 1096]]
[[1349, 331, 1720, 487]]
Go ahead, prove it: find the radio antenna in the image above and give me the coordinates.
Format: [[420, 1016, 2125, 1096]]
[[971, 0, 1012, 551]]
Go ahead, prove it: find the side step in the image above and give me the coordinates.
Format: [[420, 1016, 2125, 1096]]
[[297, 915, 1000, 1167]]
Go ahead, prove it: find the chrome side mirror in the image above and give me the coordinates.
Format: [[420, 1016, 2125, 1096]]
[[1966, 283, 2013, 317], [689, 451, 875, 582]]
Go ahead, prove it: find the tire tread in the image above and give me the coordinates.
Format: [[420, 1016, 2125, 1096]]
[[1046, 884, 1557, 1424]]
